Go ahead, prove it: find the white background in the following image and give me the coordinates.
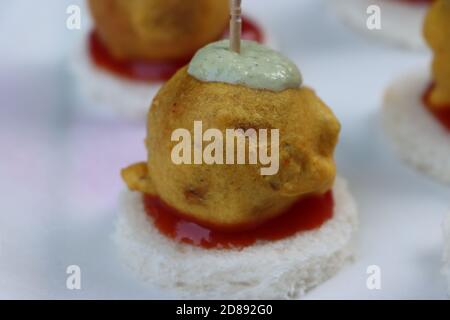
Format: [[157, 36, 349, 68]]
[[0, 0, 448, 299]]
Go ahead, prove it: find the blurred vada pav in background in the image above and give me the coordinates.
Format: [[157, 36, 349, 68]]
[[382, 0, 450, 184], [70, 0, 271, 120]]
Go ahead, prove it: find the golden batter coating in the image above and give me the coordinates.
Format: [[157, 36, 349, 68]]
[[123, 68, 340, 228], [88, 0, 229, 61], [424, 0, 450, 108]]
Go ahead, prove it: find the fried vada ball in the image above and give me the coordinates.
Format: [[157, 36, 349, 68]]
[[88, 0, 229, 61], [424, 0, 450, 108], [122, 67, 340, 229]]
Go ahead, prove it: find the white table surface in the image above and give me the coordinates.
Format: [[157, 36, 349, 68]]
[[0, 0, 449, 299]]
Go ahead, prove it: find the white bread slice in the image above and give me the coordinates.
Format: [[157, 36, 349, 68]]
[[114, 176, 358, 299], [330, 0, 428, 50], [69, 35, 160, 121], [382, 69, 450, 185]]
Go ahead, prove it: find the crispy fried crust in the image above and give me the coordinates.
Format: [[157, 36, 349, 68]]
[[424, 0, 450, 108], [123, 67, 340, 227]]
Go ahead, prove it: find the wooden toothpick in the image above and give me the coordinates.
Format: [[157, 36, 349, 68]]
[[230, 0, 242, 53]]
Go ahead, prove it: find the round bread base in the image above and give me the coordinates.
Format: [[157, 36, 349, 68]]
[[444, 213, 450, 297], [382, 70, 450, 185], [330, 0, 428, 50], [69, 37, 160, 121], [69, 23, 278, 121], [114, 177, 358, 299]]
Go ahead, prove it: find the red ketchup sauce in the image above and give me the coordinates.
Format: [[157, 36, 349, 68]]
[[422, 83, 450, 131], [143, 191, 334, 249], [89, 17, 265, 83]]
